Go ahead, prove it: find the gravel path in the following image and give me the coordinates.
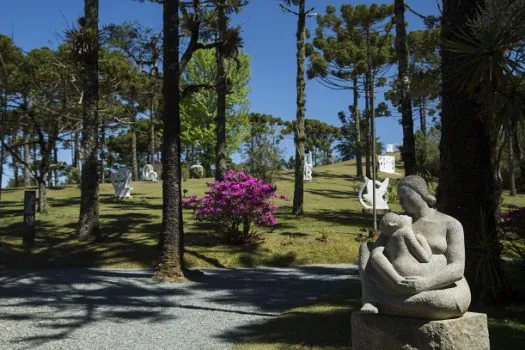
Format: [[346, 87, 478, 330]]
[[0, 264, 359, 350]]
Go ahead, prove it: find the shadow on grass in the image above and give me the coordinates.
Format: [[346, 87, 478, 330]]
[[221, 280, 361, 349], [308, 208, 375, 228], [306, 188, 354, 200]]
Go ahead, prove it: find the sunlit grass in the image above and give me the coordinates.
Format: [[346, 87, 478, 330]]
[[1, 159, 524, 269]]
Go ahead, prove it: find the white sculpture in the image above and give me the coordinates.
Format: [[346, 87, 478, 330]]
[[110, 168, 133, 200], [378, 155, 396, 174], [358, 176, 390, 210], [386, 144, 396, 153], [190, 164, 204, 179], [303, 151, 313, 181], [142, 164, 158, 182]]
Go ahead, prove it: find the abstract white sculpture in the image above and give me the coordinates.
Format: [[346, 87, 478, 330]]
[[110, 168, 133, 200], [190, 164, 204, 179], [303, 151, 313, 181], [386, 144, 396, 153], [358, 176, 390, 210], [142, 164, 158, 182], [378, 155, 396, 174]]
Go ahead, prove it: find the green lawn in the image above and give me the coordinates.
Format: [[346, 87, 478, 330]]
[[0, 159, 523, 269], [234, 280, 525, 350]]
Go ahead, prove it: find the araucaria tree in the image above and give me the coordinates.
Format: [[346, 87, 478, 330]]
[[394, 0, 416, 175], [75, 0, 100, 241], [281, 0, 315, 216], [157, 0, 184, 280]]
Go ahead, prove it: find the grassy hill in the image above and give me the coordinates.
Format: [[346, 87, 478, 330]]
[[1, 159, 523, 269]]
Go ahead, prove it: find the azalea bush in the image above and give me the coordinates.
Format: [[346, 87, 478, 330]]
[[183, 170, 288, 244]]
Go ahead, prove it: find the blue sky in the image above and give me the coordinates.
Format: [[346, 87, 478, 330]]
[[1, 0, 439, 185]]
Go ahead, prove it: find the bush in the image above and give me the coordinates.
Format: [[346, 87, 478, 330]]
[[183, 170, 288, 244]]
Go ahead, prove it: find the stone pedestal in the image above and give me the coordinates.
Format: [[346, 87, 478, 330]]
[[351, 312, 489, 350]]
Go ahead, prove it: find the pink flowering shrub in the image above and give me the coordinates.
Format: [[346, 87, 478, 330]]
[[182, 170, 287, 243]]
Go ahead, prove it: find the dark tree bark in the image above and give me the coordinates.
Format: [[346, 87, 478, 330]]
[[73, 130, 80, 169], [419, 98, 427, 137], [149, 102, 155, 163], [11, 134, 19, 188], [439, 0, 504, 302], [395, 0, 416, 176], [353, 77, 363, 178], [131, 125, 139, 181], [214, 0, 228, 180], [292, 0, 306, 216], [364, 74, 371, 178], [156, 0, 184, 280], [23, 131, 30, 187], [100, 121, 106, 183], [53, 144, 58, 187], [508, 130, 517, 196], [77, 0, 100, 241]]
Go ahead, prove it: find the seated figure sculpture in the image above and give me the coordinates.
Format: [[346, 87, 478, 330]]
[[359, 175, 471, 320]]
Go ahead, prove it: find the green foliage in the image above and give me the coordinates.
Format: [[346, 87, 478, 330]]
[[414, 127, 440, 179], [242, 113, 284, 183], [281, 119, 339, 166], [180, 48, 251, 167]]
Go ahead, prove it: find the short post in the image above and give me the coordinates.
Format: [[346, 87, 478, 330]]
[[23, 190, 36, 247]]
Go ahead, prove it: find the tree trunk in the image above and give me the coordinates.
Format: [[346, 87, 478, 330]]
[[100, 121, 106, 183], [214, 0, 228, 181], [149, 102, 155, 163], [77, 0, 100, 241], [156, 0, 184, 280], [131, 126, 139, 181], [73, 130, 80, 169], [11, 134, 19, 188], [509, 130, 517, 196], [37, 179, 47, 214], [23, 131, 30, 187], [292, 0, 306, 216], [420, 98, 427, 136], [395, 0, 416, 176], [364, 74, 371, 178], [53, 144, 58, 187], [439, 0, 504, 303], [353, 77, 363, 178]]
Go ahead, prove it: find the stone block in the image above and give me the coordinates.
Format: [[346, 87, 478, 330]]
[[351, 311, 489, 350]]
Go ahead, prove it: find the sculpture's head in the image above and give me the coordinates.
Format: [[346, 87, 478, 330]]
[[397, 175, 436, 216], [380, 212, 412, 236]]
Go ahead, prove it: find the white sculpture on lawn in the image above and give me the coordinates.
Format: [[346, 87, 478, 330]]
[[386, 144, 396, 153], [110, 168, 133, 200], [358, 177, 390, 210], [190, 164, 204, 179], [378, 155, 396, 174], [142, 164, 158, 182], [303, 151, 313, 181]]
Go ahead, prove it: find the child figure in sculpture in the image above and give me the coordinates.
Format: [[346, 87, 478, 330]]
[[360, 212, 434, 314]]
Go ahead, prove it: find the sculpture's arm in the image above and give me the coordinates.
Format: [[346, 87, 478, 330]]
[[370, 246, 403, 288], [400, 229, 432, 263], [425, 219, 465, 289]]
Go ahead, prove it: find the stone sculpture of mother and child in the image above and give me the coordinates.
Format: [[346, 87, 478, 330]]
[[359, 175, 471, 320]]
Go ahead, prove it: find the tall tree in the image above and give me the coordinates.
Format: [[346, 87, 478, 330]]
[[214, 0, 228, 180], [394, 0, 416, 175], [76, 0, 100, 240], [439, 0, 525, 301], [157, 0, 184, 279], [281, 0, 315, 216]]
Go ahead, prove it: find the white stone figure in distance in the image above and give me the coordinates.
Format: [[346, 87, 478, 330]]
[[303, 151, 313, 181], [358, 175, 471, 320], [378, 155, 396, 174], [358, 177, 390, 210], [110, 168, 133, 200], [386, 144, 396, 153], [142, 164, 158, 182], [190, 164, 204, 179]]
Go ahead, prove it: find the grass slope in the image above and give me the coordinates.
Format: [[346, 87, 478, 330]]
[[0, 159, 523, 269]]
